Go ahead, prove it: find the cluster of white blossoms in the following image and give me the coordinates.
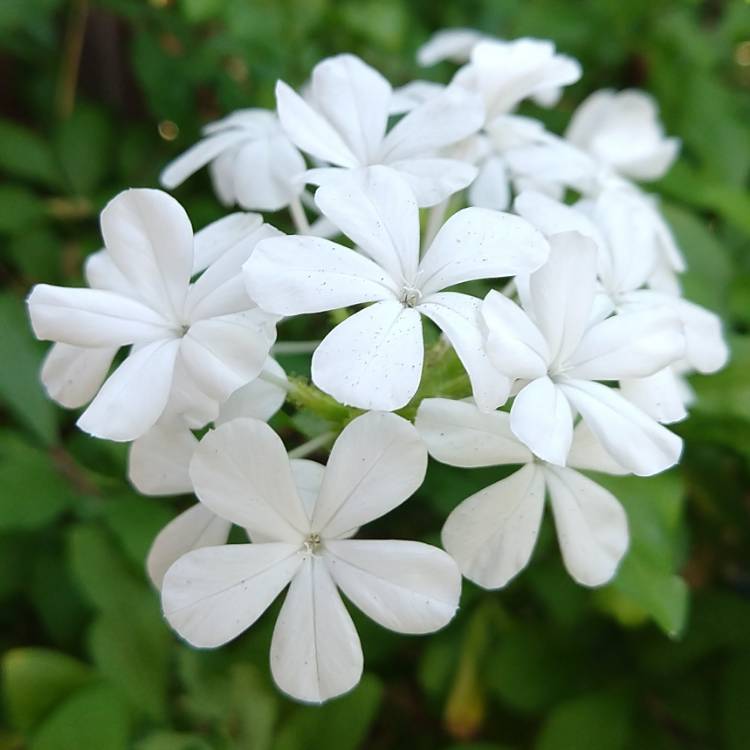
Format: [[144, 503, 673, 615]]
[[27, 30, 728, 703]]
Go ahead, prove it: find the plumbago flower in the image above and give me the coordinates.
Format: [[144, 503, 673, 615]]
[[244, 166, 549, 411], [481, 231, 685, 474], [160, 109, 306, 212], [508, 89, 680, 195], [449, 38, 581, 211], [28, 189, 277, 441], [514, 190, 728, 422], [416, 398, 628, 587], [162, 411, 461, 703], [275, 53, 484, 206]]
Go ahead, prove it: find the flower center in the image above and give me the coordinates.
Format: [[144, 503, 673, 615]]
[[399, 285, 422, 307], [302, 533, 322, 555]]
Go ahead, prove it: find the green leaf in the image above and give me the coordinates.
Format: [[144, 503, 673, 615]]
[[272, 674, 383, 750], [660, 203, 731, 313], [55, 104, 113, 195], [690, 336, 750, 422], [136, 732, 213, 750], [598, 472, 689, 637], [0, 119, 61, 188], [2, 648, 93, 731], [0, 293, 57, 444], [0, 432, 70, 531], [535, 691, 632, 750], [0, 185, 45, 234], [67, 525, 147, 613], [721, 651, 750, 750], [29, 683, 130, 750], [89, 607, 170, 720], [103, 495, 174, 569]]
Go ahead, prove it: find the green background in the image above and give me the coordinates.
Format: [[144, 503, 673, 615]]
[[1, 0, 750, 748]]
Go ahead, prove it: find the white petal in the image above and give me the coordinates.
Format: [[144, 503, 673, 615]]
[[77, 338, 180, 441], [482, 289, 549, 380], [389, 80, 445, 114], [510, 376, 573, 466], [180, 310, 275, 403], [216, 358, 287, 425], [314, 166, 420, 283], [163, 356, 220, 428], [468, 156, 511, 210], [469, 39, 581, 119], [189, 418, 309, 541], [514, 190, 604, 250], [389, 158, 478, 207], [311, 301, 423, 411], [275, 80, 359, 167], [27, 285, 172, 347], [418, 292, 510, 412], [672, 297, 729, 374], [567, 421, 629, 475], [160, 130, 249, 190], [559, 379, 682, 476], [544, 466, 629, 587], [566, 308, 684, 380], [325, 539, 460, 633], [418, 208, 549, 297], [380, 85, 484, 162], [41, 343, 117, 408], [187, 223, 281, 321], [311, 411, 427, 538], [505, 138, 597, 195], [244, 235, 397, 316], [162, 543, 302, 647], [232, 135, 306, 212], [290, 459, 326, 521], [192, 212, 263, 274], [147, 504, 231, 588], [84, 250, 132, 294], [417, 28, 484, 66], [527, 231, 597, 365], [415, 397, 531, 467], [100, 189, 193, 320], [441, 463, 546, 588], [271, 556, 362, 703], [128, 420, 197, 496], [310, 54, 391, 164], [619, 368, 688, 425]]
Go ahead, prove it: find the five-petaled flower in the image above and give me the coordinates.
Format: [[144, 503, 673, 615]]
[[417, 398, 629, 588], [481, 230, 684, 474], [244, 166, 549, 411], [275, 53, 485, 206], [28, 189, 277, 441], [162, 411, 461, 703]]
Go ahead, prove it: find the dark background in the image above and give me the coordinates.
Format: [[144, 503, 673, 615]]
[[1, 1, 749, 748]]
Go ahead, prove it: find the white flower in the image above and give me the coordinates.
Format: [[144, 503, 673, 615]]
[[129, 357, 288, 497], [244, 166, 549, 411], [28, 189, 277, 441], [514, 190, 729, 423], [481, 231, 684, 474], [416, 398, 629, 588], [565, 89, 680, 182], [506, 89, 680, 197], [275, 54, 484, 206], [160, 109, 306, 212], [161, 411, 461, 703], [452, 38, 581, 125]]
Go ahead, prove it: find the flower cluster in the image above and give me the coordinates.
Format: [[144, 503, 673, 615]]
[[27, 29, 728, 703]]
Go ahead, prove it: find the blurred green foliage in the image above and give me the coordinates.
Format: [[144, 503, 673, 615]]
[[0, 0, 749, 748]]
